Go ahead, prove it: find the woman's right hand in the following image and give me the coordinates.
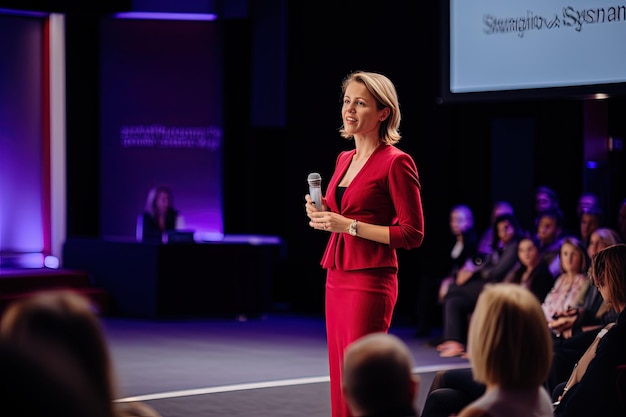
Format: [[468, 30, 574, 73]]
[[305, 194, 318, 218], [304, 194, 326, 217]]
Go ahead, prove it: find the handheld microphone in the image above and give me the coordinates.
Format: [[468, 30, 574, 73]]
[[307, 172, 324, 211]]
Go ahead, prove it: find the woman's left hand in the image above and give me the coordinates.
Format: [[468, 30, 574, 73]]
[[309, 211, 343, 233]]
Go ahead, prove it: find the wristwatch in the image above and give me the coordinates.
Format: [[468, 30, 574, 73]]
[[348, 219, 358, 236]]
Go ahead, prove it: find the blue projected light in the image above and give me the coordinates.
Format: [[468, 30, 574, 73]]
[[113, 12, 217, 21], [0, 8, 48, 17]]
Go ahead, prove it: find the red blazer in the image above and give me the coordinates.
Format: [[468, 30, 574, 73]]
[[320, 144, 424, 271]]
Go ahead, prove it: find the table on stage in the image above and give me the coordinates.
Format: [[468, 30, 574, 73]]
[[62, 235, 284, 318]]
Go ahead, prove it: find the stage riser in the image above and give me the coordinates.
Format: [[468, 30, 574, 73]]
[[0, 269, 110, 314]]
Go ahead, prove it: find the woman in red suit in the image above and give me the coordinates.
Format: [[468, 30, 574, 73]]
[[305, 70, 425, 417]]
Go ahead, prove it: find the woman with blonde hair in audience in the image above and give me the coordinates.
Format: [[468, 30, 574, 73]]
[[542, 237, 590, 324], [456, 283, 554, 417]]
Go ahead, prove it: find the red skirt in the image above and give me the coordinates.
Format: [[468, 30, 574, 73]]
[[325, 267, 398, 417]]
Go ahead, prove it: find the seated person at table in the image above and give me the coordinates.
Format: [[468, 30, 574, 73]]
[[140, 185, 183, 242]]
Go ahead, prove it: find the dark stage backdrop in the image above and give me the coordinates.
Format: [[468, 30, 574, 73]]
[[0, 14, 45, 257], [99, 17, 224, 240]]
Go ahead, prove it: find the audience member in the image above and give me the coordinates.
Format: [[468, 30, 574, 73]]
[[415, 205, 478, 337], [578, 206, 603, 246], [535, 185, 561, 214], [141, 185, 182, 243], [342, 332, 419, 417], [546, 227, 622, 392], [543, 237, 590, 325], [553, 244, 626, 416], [437, 213, 523, 358], [476, 201, 514, 259], [456, 283, 554, 417], [555, 230, 618, 337], [0, 290, 162, 417], [533, 208, 565, 276], [588, 227, 622, 259], [421, 234, 613, 416], [503, 236, 555, 302], [576, 192, 600, 219]]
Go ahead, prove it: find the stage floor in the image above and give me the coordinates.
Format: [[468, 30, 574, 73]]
[[104, 313, 470, 417]]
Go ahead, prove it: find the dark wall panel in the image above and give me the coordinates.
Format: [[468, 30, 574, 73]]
[[98, 18, 224, 239]]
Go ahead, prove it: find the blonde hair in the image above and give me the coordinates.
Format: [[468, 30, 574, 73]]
[[591, 227, 623, 247], [559, 236, 590, 273], [468, 283, 552, 389], [338, 71, 401, 145]]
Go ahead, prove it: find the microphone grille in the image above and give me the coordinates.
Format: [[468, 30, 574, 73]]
[[307, 172, 322, 186]]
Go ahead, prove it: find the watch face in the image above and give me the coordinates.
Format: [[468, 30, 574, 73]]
[[349, 220, 357, 236]]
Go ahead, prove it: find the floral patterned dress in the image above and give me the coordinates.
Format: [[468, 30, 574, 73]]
[[542, 273, 590, 321]]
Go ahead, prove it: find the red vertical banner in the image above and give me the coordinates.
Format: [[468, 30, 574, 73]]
[[41, 16, 51, 255]]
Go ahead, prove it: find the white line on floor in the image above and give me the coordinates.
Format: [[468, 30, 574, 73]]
[[115, 362, 470, 403]]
